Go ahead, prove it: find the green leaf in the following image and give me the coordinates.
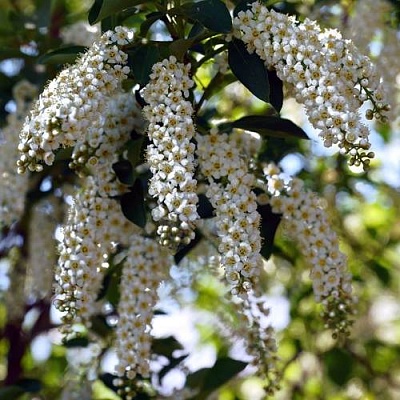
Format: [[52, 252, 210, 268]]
[[139, 11, 165, 37], [127, 137, 145, 167], [152, 336, 184, 358], [64, 337, 89, 347], [112, 160, 134, 185], [323, 348, 353, 386], [229, 115, 309, 140], [37, 46, 86, 65], [89, 0, 148, 25], [175, 0, 232, 33], [258, 204, 282, 260], [128, 45, 161, 86], [228, 39, 270, 102], [187, 357, 247, 398], [120, 179, 147, 228], [268, 69, 284, 112], [233, 0, 253, 17], [0, 386, 24, 400], [169, 38, 196, 61], [15, 379, 41, 393]]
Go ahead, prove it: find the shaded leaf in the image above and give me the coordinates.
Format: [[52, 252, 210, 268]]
[[152, 336, 183, 358], [267, 69, 284, 112], [0, 386, 24, 400], [89, 0, 148, 25], [174, 229, 203, 264], [175, 0, 232, 33], [258, 204, 282, 260], [38, 46, 86, 65], [64, 337, 89, 348], [112, 160, 134, 185], [140, 11, 165, 37], [230, 115, 309, 140], [228, 39, 270, 102], [128, 45, 161, 86], [187, 357, 247, 398], [233, 0, 253, 16], [120, 179, 147, 228], [14, 379, 41, 393], [323, 348, 353, 386]]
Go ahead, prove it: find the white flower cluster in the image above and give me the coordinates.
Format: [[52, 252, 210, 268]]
[[17, 26, 134, 173], [54, 93, 142, 328], [233, 2, 390, 168], [115, 235, 170, 383], [263, 163, 355, 336], [0, 80, 37, 227], [25, 198, 62, 300], [196, 129, 262, 295], [60, 20, 100, 47], [142, 56, 199, 249]]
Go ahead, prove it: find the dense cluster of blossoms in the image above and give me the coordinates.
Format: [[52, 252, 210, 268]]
[[262, 163, 355, 336], [233, 2, 390, 168], [196, 129, 262, 295], [17, 26, 134, 173], [54, 93, 143, 329], [114, 235, 170, 393], [0, 80, 37, 227], [142, 56, 199, 249]]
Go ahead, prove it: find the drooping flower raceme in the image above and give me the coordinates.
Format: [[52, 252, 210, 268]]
[[17, 26, 134, 174], [54, 93, 142, 329], [142, 56, 199, 249], [263, 163, 355, 336], [114, 234, 170, 383], [196, 129, 262, 296], [233, 3, 389, 168], [0, 80, 37, 227]]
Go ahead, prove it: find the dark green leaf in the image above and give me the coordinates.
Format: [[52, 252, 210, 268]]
[[37, 46, 86, 65], [228, 39, 270, 102], [169, 38, 196, 60], [268, 69, 284, 112], [89, 0, 148, 25], [128, 45, 161, 86], [152, 336, 184, 358], [174, 229, 202, 264], [230, 115, 309, 140], [16, 379, 41, 393], [112, 160, 134, 185], [140, 11, 165, 37], [258, 204, 282, 260], [120, 179, 147, 228], [197, 194, 214, 219], [175, 0, 232, 33], [159, 355, 188, 384], [233, 0, 253, 17], [0, 49, 24, 60], [0, 386, 24, 400], [127, 137, 145, 167], [64, 337, 89, 348], [323, 348, 353, 386], [187, 357, 247, 398], [188, 21, 205, 38]]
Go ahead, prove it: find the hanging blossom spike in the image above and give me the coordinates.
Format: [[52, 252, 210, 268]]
[[113, 234, 170, 398], [54, 93, 142, 332], [17, 26, 134, 174], [262, 163, 356, 337], [142, 56, 199, 250], [233, 2, 390, 169], [196, 128, 263, 296]]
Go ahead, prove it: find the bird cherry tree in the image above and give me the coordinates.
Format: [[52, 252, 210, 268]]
[[0, 0, 399, 399]]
